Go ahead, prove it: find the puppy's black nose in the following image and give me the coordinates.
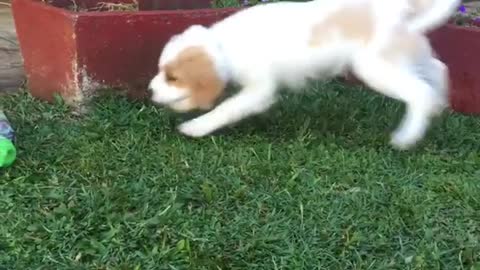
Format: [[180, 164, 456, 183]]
[[147, 83, 154, 92], [147, 88, 153, 98]]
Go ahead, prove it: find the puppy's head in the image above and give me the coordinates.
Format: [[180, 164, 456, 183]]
[[149, 25, 227, 112]]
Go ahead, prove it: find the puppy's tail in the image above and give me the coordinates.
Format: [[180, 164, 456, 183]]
[[406, 0, 461, 33]]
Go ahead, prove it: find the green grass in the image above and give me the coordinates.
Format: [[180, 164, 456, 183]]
[[1, 81, 480, 269]]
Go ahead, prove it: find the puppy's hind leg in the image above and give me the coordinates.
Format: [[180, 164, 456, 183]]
[[421, 57, 449, 115], [352, 54, 444, 150]]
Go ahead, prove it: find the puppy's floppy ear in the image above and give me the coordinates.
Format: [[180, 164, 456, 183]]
[[168, 46, 226, 110]]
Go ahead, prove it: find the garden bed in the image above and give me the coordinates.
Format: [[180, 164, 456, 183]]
[[11, 0, 480, 114]]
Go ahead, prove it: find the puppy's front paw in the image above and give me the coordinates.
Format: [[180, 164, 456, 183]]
[[177, 120, 213, 138], [390, 130, 418, 150]]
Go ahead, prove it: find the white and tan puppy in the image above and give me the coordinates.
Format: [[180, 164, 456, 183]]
[[148, 0, 460, 149]]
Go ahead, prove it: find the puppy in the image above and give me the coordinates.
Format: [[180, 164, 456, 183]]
[[148, 0, 460, 149]]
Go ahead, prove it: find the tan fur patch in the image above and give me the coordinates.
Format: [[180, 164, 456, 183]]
[[310, 3, 374, 47], [163, 46, 225, 110]]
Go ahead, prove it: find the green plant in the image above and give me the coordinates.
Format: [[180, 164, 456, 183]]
[[453, 4, 480, 27]]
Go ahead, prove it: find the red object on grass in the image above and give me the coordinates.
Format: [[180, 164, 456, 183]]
[[11, 0, 239, 102]]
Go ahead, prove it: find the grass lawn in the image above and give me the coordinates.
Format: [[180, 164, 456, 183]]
[[1, 81, 480, 269]]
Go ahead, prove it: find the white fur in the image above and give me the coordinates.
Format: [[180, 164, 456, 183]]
[[407, 0, 462, 33], [149, 0, 457, 149]]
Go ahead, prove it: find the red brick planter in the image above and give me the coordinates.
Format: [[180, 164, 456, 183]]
[[11, 0, 480, 114], [429, 23, 480, 115], [11, 0, 239, 102]]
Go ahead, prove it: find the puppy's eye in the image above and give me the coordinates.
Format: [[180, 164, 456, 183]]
[[166, 73, 178, 82]]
